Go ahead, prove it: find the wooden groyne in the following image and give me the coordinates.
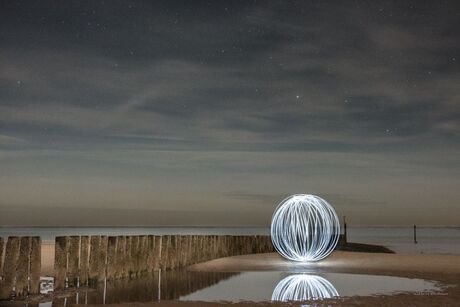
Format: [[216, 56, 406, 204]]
[[0, 234, 351, 300], [0, 236, 41, 300], [53, 235, 274, 290]]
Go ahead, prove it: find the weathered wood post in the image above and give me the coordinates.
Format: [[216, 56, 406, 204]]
[[124, 236, 132, 278], [0, 237, 21, 299], [88, 235, 101, 286], [115, 236, 125, 279], [199, 235, 205, 261], [228, 236, 234, 256], [183, 235, 191, 266], [29, 236, 41, 295], [174, 235, 182, 268], [203, 236, 210, 261], [160, 235, 169, 270], [147, 235, 155, 273], [192, 235, 197, 264], [414, 224, 418, 244], [16, 236, 31, 298], [106, 236, 118, 280], [0, 237, 4, 279], [168, 235, 177, 270], [139, 235, 148, 274], [98, 236, 108, 281], [153, 236, 162, 271], [189, 235, 196, 265], [54, 236, 68, 291], [79, 236, 89, 286], [130, 236, 139, 277], [67, 236, 80, 287]]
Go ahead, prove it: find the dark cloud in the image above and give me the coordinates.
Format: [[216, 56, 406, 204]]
[[0, 0, 459, 226]]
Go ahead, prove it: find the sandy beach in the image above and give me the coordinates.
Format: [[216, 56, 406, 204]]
[[41, 243, 55, 277], [188, 251, 460, 276], [81, 252, 460, 306], [33, 244, 460, 306]]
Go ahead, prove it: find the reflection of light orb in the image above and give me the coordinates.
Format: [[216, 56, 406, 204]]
[[270, 194, 340, 262], [271, 274, 339, 302]]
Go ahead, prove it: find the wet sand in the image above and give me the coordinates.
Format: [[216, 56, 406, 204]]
[[75, 252, 460, 306]]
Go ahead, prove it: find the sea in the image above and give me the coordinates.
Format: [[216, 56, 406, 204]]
[[0, 226, 459, 255]]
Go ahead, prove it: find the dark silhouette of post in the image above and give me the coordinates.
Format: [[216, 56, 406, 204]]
[[414, 224, 418, 244], [343, 216, 347, 244]]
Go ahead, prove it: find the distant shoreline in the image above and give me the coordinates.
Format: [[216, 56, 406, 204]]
[[1, 225, 458, 228]]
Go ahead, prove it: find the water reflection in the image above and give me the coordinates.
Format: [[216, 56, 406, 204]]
[[26, 271, 441, 306], [42, 270, 238, 306], [272, 274, 339, 302]]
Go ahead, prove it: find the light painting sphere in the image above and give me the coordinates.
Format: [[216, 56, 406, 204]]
[[270, 194, 340, 262]]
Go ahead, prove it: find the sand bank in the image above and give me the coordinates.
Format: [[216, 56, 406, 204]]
[[188, 251, 460, 276]]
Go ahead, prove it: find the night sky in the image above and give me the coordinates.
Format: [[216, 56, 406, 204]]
[[1, 1, 459, 226]]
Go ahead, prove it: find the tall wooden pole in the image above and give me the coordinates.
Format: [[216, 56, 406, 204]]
[[414, 224, 417, 244]]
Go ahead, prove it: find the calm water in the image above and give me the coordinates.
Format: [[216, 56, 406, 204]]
[[1, 226, 459, 255], [32, 270, 441, 306]]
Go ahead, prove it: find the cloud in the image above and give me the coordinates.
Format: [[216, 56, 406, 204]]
[[0, 1, 459, 225]]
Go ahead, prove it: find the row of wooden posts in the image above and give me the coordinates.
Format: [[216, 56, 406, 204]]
[[54, 235, 274, 291], [0, 235, 273, 300], [0, 237, 41, 300]]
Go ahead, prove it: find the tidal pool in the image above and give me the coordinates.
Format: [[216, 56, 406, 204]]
[[33, 270, 441, 306]]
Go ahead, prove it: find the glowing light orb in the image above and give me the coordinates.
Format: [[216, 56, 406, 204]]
[[270, 194, 340, 262], [271, 274, 339, 302]]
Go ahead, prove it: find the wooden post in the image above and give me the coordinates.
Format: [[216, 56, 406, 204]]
[[16, 236, 31, 298], [183, 236, 191, 266], [139, 235, 148, 274], [106, 236, 117, 280], [124, 236, 132, 278], [67, 236, 80, 287], [160, 235, 169, 271], [343, 216, 348, 244], [98, 236, 108, 281], [79, 236, 90, 286], [29, 236, 41, 294], [130, 236, 139, 277], [0, 237, 20, 299], [115, 236, 125, 279], [414, 224, 418, 244], [154, 236, 162, 271], [168, 235, 177, 269], [54, 236, 68, 291], [147, 235, 155, 273], [88, 235, 101, 286], [0, 237, 4, 279]]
